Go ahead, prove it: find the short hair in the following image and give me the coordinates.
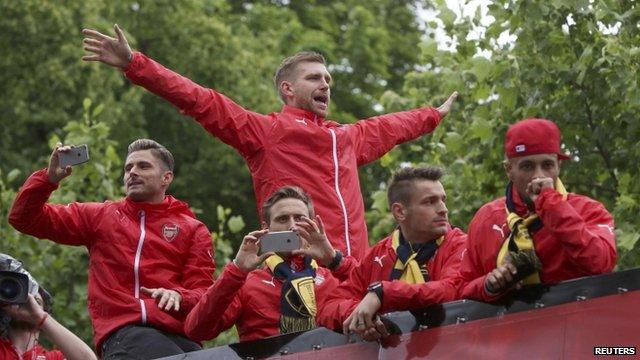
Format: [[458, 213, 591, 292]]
[[274, 51, 326, 102], [387, 166, 444, 206], [262, 186, 315, 223], [127, 139, 174, 172]]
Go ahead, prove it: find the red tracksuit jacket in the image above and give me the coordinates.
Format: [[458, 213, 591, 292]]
[[8, 170, 215, 351], [317, 227, 467, 331], [459, 187, 617, 301], [184, 257, 354, 342], [123, 52, 443, 260]]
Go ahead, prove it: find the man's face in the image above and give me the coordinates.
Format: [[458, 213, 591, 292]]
[[505, 153, 560, 204], [265, 198, 310, 231], [123, 150, 172, 203], [286, 61, 331, 118], [396, 180, 449, 242]]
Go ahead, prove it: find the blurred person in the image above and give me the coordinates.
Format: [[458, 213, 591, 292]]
[[82, 24, 458, 262], [185, 186, 354, 342], [458, 118, 616, 301], [8, 139, 215, 359], [317, 166, 467, 341], [0, 253, 97, 360]]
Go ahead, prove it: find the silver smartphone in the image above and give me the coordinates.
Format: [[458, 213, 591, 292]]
[[260, 231, 301, 254], [58, 145, 90, 168]]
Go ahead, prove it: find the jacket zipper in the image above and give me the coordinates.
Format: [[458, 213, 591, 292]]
[[329, 128, 351, 256], [134, 210, 147, 324]]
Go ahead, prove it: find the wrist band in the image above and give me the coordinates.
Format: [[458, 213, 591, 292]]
[[36, 313, 49, 330], [327, 250, 343, 271]]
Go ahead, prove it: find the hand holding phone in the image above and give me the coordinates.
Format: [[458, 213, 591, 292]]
[[58, 145, 90, 168], [259, 231, 301, 255]]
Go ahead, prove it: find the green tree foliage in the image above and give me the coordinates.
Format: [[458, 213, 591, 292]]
[[366, 0, 640, 269]]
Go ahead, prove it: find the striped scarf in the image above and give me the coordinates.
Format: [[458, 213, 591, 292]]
[[390, 229, 443, 284], [265, 254, 318, 334], [496, 179, 568, 284]]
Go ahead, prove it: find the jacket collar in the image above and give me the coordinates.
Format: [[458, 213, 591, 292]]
[[281, 105, 325, 125], [122, 195, 194, 218], [509, 185, 532, 217]]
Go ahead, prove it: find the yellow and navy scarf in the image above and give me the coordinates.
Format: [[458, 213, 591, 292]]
[[265, 254, 318, 334], [496, 179, 568, 284], [390, 229, 444, 284]]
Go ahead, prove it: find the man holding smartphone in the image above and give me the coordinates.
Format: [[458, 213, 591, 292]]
[[8, 139, 215, 359], [82, 25, 458, 262], [317, 166, 467, 341], [184, 186, 353, 342]]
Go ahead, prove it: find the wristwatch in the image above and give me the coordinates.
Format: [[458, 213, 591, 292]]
[[367, 281, 383, 303], [327, 250, 343, 271]]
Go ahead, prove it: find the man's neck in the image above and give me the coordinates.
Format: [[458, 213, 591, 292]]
[[398, 226, 437, 246]]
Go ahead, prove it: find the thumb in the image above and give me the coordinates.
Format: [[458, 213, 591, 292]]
[[257, 252, 274, 264], [114, 24, 126, 43], [140, 286, 153, 294]]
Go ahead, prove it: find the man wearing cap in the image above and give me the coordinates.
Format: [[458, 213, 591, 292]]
[[458, 118, 617, 301]]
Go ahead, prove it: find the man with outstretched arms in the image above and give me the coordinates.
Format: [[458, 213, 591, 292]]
[[8, 139, 215, 359], [317, 167, 467, 341], [185, 186, 355, 342], [82, 25, 458, 261], [458, 118, 617, 301]]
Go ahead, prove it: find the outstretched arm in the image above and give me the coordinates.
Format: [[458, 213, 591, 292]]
[[82, 24, 268, 157], [348, 91, 459, 166]]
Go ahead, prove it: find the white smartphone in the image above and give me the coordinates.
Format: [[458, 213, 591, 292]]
[[58, 145, 90, 168], [260, 231, 301, 254]]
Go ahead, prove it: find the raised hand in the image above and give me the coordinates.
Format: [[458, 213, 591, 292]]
[[2, 294, 47, 330], [233, 229, 273, 273], [526, 177, 555, 203], [292, 215, 336, 267], [436, 91, 459, 118], [47, 143, 73, 184], [82, 24, 132, 68], [140, 287, 182, 312]]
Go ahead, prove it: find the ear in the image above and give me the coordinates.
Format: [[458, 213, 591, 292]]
[[280, 80, 294, 101], [162, 171, 174, 187], [503, 160, 513, 182], [391, 202, 406, 222]]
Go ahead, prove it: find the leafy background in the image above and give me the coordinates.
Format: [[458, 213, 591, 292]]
[[1, 0, 638, 349]]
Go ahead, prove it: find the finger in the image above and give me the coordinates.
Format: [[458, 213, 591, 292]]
[[505, 263, 518, 276], [84, 46, 102, 54], [446, 91, 459, 104], [158, 291, 171, 309], [82, 29, 114, 41], [294, 227, 311, 241], [83, 38, 102, 47], [140, 287, 154, 295], [114, 24, 127, 44], [82, 55, 101, 62], [257, 252, 274, 264], [487, 275, 500, 292], [363, 312, 375, 329], [316, 215, 325, 234], [363, 328, 381, 341], [343, 314, 353, 335], [173, 297, 180, 312], [375, 318, 389, 337]]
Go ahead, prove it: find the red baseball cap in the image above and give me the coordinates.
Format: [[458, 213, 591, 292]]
[[504, 118, 570, 160]]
